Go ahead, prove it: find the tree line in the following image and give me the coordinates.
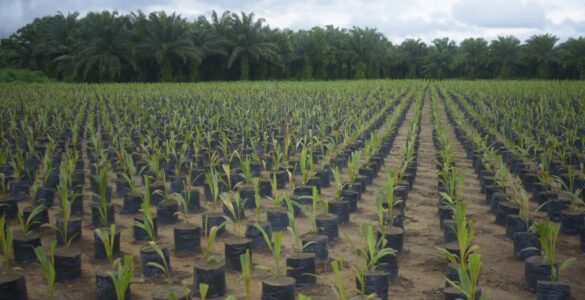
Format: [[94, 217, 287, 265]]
[[1, 10, 584, 82]]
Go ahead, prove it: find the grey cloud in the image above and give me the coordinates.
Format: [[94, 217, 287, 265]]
[[348, 11, 467, 42], [452, 0, 546, 28], [0, 0, 583, 41], [0, 0, 183, 36], [562, 19, 585, 32]]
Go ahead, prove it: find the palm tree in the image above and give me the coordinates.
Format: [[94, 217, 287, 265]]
[[44, 12, 79, 80], [323, 25, 352, 79], [559, 37, 585, 79], [399, 39, 428, 78], [73, 11, 134, 82], [423, 37, 456, 79], [193, 10, 233, 81], [309, 27, 334, 79], [288, 30, 315, 79], [522, 33, 559, 79], [1, 17, 53, 71], [456, 38, 489, 79], [188, 19, 228, 81], [227, 12, 279, 80], [139, 11, 201, 81], [489, 35, 520, 78], [348, 27, 387, 79], [128, 10, 157, 81]]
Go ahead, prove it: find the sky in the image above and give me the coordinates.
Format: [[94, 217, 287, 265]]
[[1, 0, 584, 43]]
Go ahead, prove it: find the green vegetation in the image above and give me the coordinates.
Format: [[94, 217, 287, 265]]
[[239, 250, 252, 300], [95, 224, 118, 265], [534, 221, 576, 281], [109, 255, 134, 300], [0, 216, 13, 267], [33, 241, 57, 297], [1, 78, 584, 299], [1, 10, 584, 82], [0, 68, 51, 83]]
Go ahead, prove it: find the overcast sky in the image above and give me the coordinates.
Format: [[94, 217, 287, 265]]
[[1, 0, 584, 43]]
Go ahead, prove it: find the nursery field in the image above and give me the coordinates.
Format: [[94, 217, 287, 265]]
[[0, 80, 585, 300]]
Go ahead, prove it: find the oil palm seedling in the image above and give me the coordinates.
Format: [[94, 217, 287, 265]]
[[194, 217, 226, 298], [438, 201, 478, 273], [38, 150, 57, 199], [119, 150, 138, 185], [252, 177, 263, 221], [204, 168, 222, 212], [330, 258, 349, 300], [266, 174, 292, 230], [155, 172, 179, 225], [239, 250, 252, 300], [109, 255, 134, 300], [305, 186, 337, 240], [523, 220, 576, 295], [181, 162, 200, 211], [173, 192, 193, 223], [52, 184, 78, 247], [344, 224, 396, 299], [239, 157, 254, 186], [506, 179, 542, 260], [33, 240, 57, 297], [285, 196, 317, 287], [554, 167, 584, 234], [92, 163, 114, 228], [256, 226, 296, 299], [509, 178, 533, 225], [254, 227, 282, 274], [8, 148, 29, 200], [144, 241, 172, 284], [133, 176, 157, 242], [95, 224, 119, 265], [241, 174, 269, 250], [374, 172, 405, 254], [347, 151, 361, 186], [381, 171, 402, 225], [534, 221, 576, 282], [221, 192, 245, 236], [444, 253, 486, 300], [282, 123, 291, 164], [171, 191, 202, 254], [332, 166, 344, 200], [201, 218, 223, 264], [537, 152, 552, 188], [0, 215, 13, 267], [17, 204, 45, 237], [268, 173, 283, 206], [298, 146, 315, 186], [141, 149, 163, 182]]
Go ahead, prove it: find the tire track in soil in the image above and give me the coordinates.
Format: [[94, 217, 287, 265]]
[[437, 92, 534, 299], [312, 95, 417, 299], [390, 90, 446, 300]]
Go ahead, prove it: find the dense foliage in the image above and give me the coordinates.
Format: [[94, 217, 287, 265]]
[[1, 10, 584, 82], [0, 68, 52, 83]]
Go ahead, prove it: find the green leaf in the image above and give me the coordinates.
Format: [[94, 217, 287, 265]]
[[199, 283, 209, 300], [558, 257, 576, 274]]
